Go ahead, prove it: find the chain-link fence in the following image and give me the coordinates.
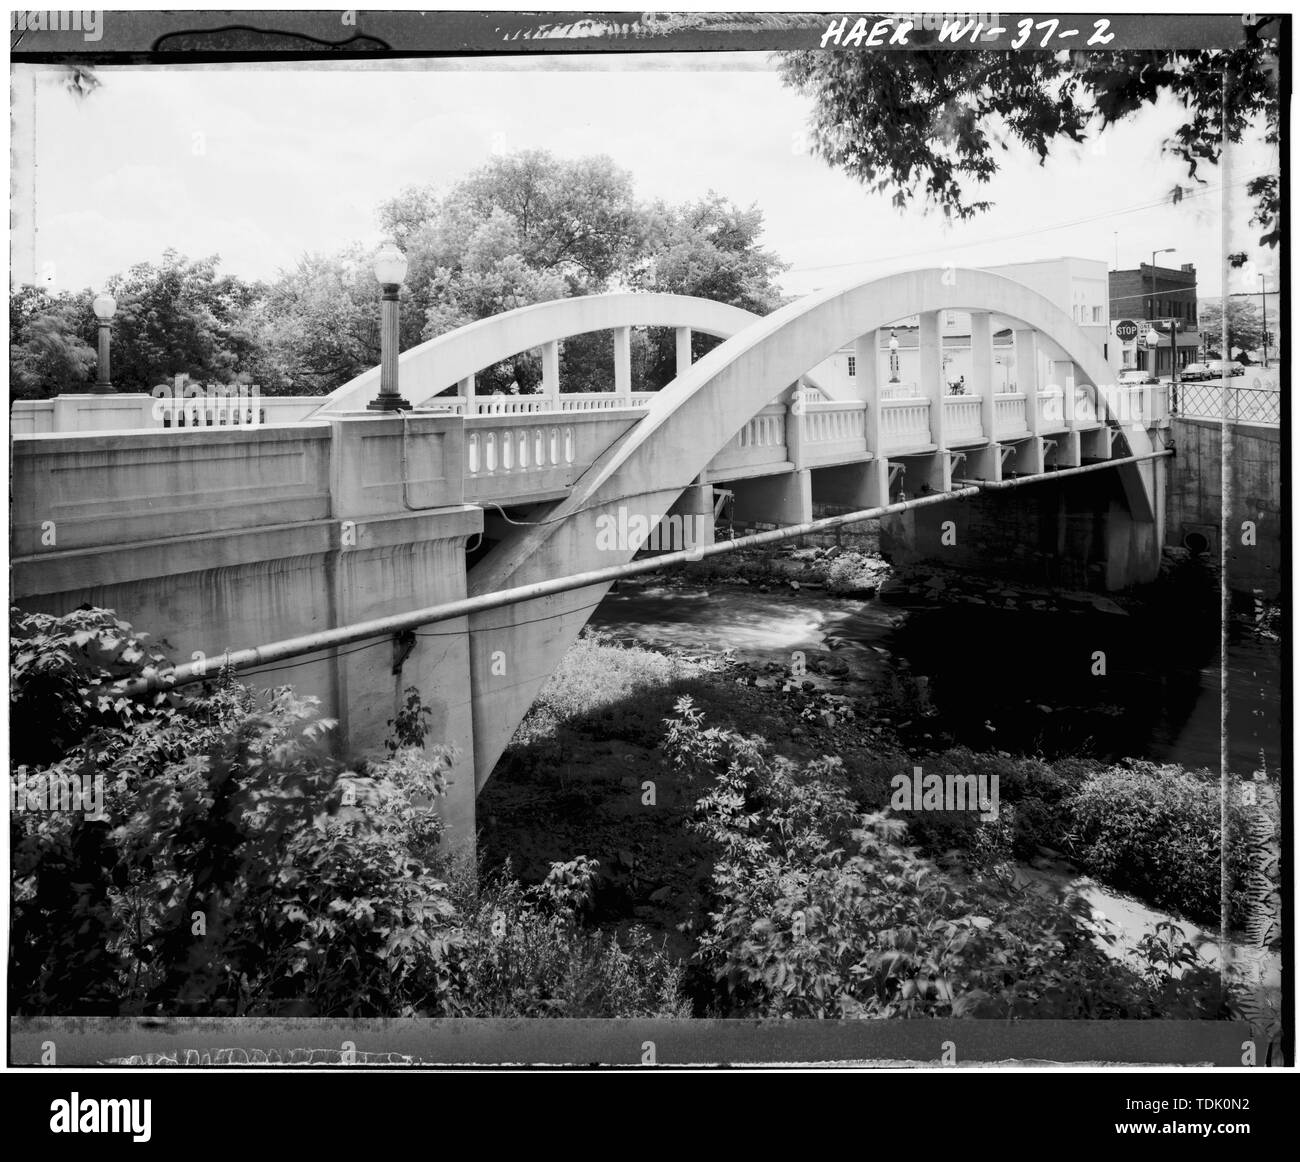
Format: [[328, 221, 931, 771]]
[[1171, 381, 1280, 426]]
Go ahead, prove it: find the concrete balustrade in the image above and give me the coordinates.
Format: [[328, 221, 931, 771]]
[[707, 404, 789, 478], [993, 393, 1031, 440], [1038, 387, 1069, 432], [11, 392, 329, 433], [798, 400, 868, 466], [880, 398, 934, 454], [463, 411, 640, 506], [943, 394, 985, 445]]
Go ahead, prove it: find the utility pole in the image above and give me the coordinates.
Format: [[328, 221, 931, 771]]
[[1260, 275, 1269, 368], [1170, 319, 1180, 412]]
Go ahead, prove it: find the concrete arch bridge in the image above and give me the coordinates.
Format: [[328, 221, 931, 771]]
[[11, 269, 1170, 846]]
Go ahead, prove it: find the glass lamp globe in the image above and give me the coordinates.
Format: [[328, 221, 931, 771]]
[[372, 240, 408, 287], [92, 292, 116, 321]]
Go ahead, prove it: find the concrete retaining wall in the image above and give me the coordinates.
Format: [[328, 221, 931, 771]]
[[1166, 417, 1282, 599]]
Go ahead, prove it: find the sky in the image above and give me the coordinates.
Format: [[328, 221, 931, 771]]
[[11, 53, 1279, 303]]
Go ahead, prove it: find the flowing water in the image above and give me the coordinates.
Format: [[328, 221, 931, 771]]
[[590, 580, 1282, 775]]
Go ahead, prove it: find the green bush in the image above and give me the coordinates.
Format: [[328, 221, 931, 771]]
[[896, 749, 1094, 861], [1065, 761, 1278, 929], [448, 858, 689, 1017], [665, 697, 1227, 1020], [10, 606, 690, 1018]]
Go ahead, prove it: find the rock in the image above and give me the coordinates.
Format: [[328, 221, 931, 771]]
[[801, 680, 816, 692], [789, 580, 800, 591]]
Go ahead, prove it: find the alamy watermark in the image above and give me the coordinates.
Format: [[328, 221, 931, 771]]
[[10, 10, 103, 41], [594, 506, 709, 556], [11, 769, 105, 816], [151, 377, 263, 426], [891, 764, 999, 821]]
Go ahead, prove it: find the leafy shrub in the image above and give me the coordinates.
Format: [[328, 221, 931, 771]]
[[509, 632, 718, 764], [10, 605, 690, 1019], [1065, 761, 1278, 929], [886, 749, 1095, 862], [9, 606, 176, 767], [665, 698, 1226, 1020], [449, 858, 689, 1017]]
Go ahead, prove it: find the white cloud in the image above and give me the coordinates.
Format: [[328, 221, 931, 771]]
[[13, 55, 1276, 298]]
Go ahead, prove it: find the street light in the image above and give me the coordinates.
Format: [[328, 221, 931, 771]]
[[888, 329, 900, 382], [1149, 245, 1180, 369], [368, 239, 411, 412], [91, 291, 116, 393]]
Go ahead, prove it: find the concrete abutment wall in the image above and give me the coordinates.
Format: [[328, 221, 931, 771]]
[[878, 462, 1166, 592], [1166, 418, 1282, 600]]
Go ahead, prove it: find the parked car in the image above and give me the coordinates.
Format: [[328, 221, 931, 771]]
[[1181, 362, 1215, 381], [1198, 359, 1247, 379], [1117, 368, 1157, 385]]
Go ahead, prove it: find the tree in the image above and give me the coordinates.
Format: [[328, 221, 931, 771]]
[[383, 151, 645, 298], [1198, 297, 1264, 357], [100, 249, 267, 392], [380, 152, 647, 395], [780, 22, 1281, 263], [8, 285, 96, 399], [252, 246, 429, 395], [633, 193, 790, 389]]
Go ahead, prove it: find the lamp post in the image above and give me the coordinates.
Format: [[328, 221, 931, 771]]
[[1149, 247, 1174, 323], [888, 330, 900, 383], [1144, 324, 1175, 415], [368, 239, 410, 412], [91, 292, 116, 393]]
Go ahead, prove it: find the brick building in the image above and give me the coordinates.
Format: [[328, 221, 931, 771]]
[[1108, 262, 1200, 376]]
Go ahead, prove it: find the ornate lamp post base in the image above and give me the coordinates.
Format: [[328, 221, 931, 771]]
[[366, 393, 411, 412]]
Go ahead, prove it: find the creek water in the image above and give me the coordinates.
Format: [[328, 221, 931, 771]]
[[589, 575, 1283, 977], [590, 579, 1282, 776]]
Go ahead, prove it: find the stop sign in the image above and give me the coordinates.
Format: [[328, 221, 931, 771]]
[[1115, 320, 1139, 342]]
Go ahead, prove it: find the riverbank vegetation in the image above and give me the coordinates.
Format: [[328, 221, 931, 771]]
[[10, 604, 1279, 1033]]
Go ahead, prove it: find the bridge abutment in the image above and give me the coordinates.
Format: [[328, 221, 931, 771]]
[[728, 469, 813, 528], [11, 416, 484, 854], [881, 461, 1166, 592]]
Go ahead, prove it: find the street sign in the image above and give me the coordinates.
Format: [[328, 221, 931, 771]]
[[1115, 319, 1139, 342]]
